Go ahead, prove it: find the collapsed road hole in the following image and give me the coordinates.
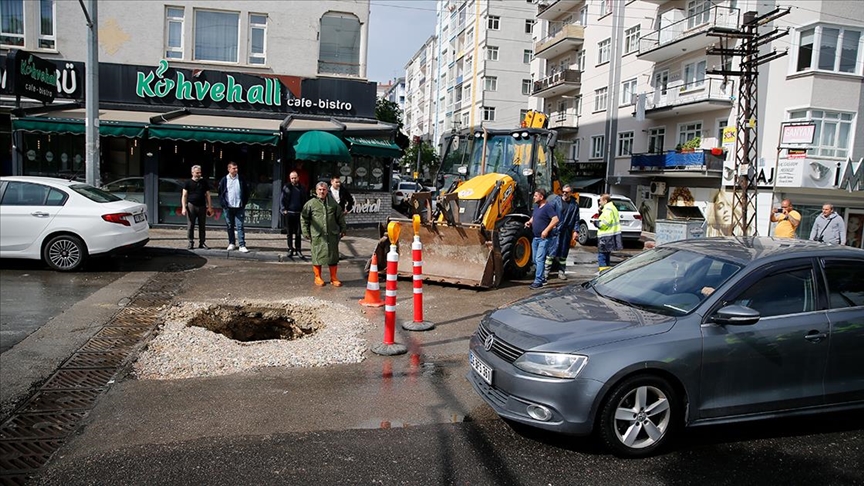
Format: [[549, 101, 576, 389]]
[[186, 305, 318, 342]]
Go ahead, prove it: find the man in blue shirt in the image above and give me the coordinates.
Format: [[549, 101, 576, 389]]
[[545, 185, 580, 280], [525, 188, 559, 289]]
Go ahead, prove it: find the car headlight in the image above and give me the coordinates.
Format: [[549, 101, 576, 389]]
[[513, 353, 588, 379]]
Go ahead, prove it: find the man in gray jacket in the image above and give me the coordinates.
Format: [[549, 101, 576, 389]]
[[809, 204, 846, 245]]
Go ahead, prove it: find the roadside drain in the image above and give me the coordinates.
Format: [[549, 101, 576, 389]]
[[0, 264, 190, 484], [186, 305, 317, 342]]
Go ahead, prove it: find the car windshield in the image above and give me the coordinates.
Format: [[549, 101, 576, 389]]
[[70, 184, 123, 203], [590, 248, 742, 316]]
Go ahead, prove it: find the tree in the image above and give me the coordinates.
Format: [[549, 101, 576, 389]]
[[375, 98, 403, 130], [400, 139, 438, 181]]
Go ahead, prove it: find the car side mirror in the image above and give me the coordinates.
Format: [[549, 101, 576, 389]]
[[711, 304, 760, 326]]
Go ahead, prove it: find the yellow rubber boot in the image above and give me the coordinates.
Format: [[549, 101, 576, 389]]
[[313, 265, 326, 286], [329, 265, 342, 287]]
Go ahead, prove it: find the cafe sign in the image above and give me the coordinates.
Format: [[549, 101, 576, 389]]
[[5, 50, 56, 103], [136, 60, 282, 106]]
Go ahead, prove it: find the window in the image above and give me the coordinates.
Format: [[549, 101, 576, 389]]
[[591, 135, 605, 159], [522, 79, 532, 96], [164, 7, 184, 59], [39, 0, 54, 49], [594, 87, 608, 112], [653, 70, 669, 95], [1, 0, 24, 46], [194, 9, 239, 62], [730, 267, 816, 318], [717, 119, 728, 141], [624, 25, 640, 54], [687, 0, 712, 29], [248, 14, 267, 65], [466, 27, 474, 46], [578, 6, 588, 26], [621, 78, 637, 106], [617, 131, 634, 157], [683, 60, 707, 88], [523, 49, 532, 64], [600, 0, 612, 16], [824, 260, 864, 308], [575, 95, 582, 116], [788, 109, 854, 158], [678, 122, 702, 145], [598, 38, 610, 64], [482, 106, 496, 122], [462, 112, 470, 128], [488, 15, 500, 30], [484, 76, 497, 91], [796, 25, 861, 74], [318, 12, 361, 75], [1, 182, 51, 206], [577, 50, 585, 71], [570, 139, 581, 161], [648, 127, 666, 153], [525, 19, 534, 34], [486, 46, 499, 61]]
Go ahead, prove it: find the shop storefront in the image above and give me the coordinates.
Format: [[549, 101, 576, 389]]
[[1, 55, 402, 228]]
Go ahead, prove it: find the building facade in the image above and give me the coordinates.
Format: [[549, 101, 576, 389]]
[[1, 0, 402, 228], [530, 0, 863, 245]]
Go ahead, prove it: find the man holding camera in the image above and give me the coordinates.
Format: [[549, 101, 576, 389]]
[[809, 204, 846, 245], [770, 199, 801, 238]]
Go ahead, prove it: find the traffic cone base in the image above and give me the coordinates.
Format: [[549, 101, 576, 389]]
[[359, 254, 385, 307]]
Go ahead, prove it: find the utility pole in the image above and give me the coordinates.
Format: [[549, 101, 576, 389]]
[[80, 0, 100, 186], [707, 7, 789, 236]]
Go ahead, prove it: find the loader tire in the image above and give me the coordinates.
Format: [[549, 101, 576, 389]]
[[500, 220, 533, 279]]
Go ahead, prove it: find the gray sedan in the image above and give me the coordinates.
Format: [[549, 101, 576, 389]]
[[468, 237, 864, 457]]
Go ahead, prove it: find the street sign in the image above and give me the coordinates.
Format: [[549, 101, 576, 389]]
[[779, 122, 816, 149]]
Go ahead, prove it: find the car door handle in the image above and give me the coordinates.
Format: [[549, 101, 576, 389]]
[[30, 211, 51, 218], [804, 331, 827, 343]]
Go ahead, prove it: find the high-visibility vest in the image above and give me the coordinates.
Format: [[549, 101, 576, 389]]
[[597, 202, 621, 237]]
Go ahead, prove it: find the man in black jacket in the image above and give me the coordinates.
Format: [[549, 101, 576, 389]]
[[217, 161, 251, 252], [280, 170, 308, 257], [329, 175, 354, 214]]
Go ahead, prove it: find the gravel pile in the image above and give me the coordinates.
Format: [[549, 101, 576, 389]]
[[133, 297, 372, 380]]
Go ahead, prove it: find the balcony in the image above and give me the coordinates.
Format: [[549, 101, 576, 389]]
[[629, 150, 725, 174], [532, 69, 581, 97], [642, 78, 734, 118], [537, 0, 584, 21], [637, 6, 739, 62], [548, 109, 579, 131], [534, 24, 585, 59]]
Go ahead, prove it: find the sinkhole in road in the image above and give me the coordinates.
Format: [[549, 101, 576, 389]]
[[186, 305, 318, 342]]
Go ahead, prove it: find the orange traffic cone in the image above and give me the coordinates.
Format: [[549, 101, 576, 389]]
[[359, 254, 385, 307]]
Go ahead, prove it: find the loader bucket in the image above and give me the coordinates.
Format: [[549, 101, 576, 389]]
[[371, 218, 503, 289]]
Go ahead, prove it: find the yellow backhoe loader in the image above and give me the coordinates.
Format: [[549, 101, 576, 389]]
[[373, 111, 560, 289]]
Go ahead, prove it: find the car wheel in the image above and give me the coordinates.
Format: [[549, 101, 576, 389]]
[[43, 235, 87, 271], [577, 221, 592, 246], [599, 375, 678, 458]]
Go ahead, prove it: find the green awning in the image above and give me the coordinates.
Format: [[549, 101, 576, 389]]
[[346, 137, 403, 158], [148, 125, 280, 145], [12, 117, 146, 138], [293, 130, 351, 162]]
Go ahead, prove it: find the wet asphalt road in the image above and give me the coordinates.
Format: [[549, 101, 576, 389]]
[[4, 246, 863, 484]]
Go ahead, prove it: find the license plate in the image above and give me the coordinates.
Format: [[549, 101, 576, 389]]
[[469, 351, 493, 385], [133, 212, 146, 223]]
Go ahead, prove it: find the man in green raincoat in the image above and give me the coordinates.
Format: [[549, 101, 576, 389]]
[[301, 181, 347, 286]]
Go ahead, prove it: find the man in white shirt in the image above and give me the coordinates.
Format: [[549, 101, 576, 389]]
[[217, 162, 251, 252], [329, 175, 354, 214]]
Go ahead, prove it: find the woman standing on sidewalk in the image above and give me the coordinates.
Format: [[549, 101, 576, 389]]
[[301, 182, 347, 286]]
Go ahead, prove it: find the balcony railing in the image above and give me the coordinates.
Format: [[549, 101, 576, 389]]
[[629, 149, 725, 173], [638, 6, 739, 54], [534, 23, 584, 58], [317, 60, 361, 76], [532, 69, 581, 96], [548, 109, 579, 129], [644, 78, 734, 111]]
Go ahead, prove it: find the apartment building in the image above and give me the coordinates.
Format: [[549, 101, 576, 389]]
[[1, 0, 404, 228], [402, 0, 537, 146], [532, 0, 863, 243], [381, 77, 407, 112]]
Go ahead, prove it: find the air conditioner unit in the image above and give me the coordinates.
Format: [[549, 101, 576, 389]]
[[649, 181, 666, 196]]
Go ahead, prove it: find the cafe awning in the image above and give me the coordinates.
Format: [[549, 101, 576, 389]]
[[293, 130, 351, 162], [148, 114, 282, 145], [12, 108, 150, 138], [345, 137, 403, 158]]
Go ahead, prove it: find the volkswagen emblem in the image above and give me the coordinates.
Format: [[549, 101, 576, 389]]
[[483, 333, 495, 351]]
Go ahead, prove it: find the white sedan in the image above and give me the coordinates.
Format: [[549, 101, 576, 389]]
[[0, 176, 150, 271]]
